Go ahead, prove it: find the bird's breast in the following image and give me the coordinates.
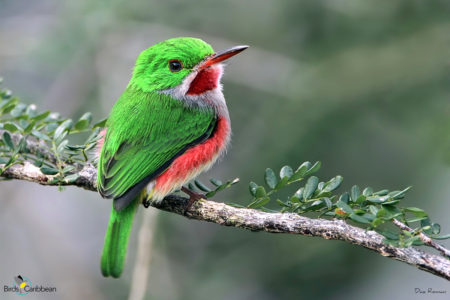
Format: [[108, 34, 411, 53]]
[[152, 116, 231, 200]]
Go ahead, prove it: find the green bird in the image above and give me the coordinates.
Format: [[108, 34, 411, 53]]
[[97, 37, 247, 278]]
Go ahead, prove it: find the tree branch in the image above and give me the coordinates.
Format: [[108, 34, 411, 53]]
[[393, 219, 450, 259], [1, 161, 449, 281]]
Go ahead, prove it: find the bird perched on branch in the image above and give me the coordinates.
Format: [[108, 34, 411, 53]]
[[97, 37, 247, 278]]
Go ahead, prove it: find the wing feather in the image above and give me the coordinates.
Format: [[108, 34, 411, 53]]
[[97, 89, 216, 210]]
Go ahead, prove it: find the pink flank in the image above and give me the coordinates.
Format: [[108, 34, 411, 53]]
[[97, 129, 107, 156], [155, 116, 230, 195]]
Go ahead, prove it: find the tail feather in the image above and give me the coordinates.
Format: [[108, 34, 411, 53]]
[[101, 197, 139, 278]]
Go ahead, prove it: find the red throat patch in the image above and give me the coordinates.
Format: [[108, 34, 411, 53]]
[[187, 67, 221, 95]]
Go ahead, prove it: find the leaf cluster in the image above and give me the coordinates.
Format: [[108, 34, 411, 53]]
[[246, 161, 449, 247], [0, 82, 105, 185]]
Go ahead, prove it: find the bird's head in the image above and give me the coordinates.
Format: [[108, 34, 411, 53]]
[[129, 37, 247, 101]]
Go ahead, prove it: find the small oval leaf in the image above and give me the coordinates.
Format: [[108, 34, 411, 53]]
[[264, 168, 278, 189], [303, 176, 319, 200]]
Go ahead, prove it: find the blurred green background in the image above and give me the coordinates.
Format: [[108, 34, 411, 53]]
[[1, 0, 449, 299]]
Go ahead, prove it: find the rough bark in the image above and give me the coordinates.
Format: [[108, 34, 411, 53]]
[[1, 161, 449, 280]]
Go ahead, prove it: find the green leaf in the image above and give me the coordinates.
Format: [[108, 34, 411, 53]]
[[369, 205, 378, 216], [188, 182, 198, 193], [339, 192, 350, 204], [210, 178, 223, 187], [431, 223, 441, 235], [381, 199, 400, 205], [10, 103, 26, 117], [74, 119, 90, 131], [373, 189, 389, 196], [280, 165, 293, 179], [406, 217, 428, 223], [24, 120, 36, 133], [53, 119, 73, 140], [93, 118, 107, 128], [3, 122, 19, 132], [276, 199, 289, 207], [295, 161, 311, 173], [255, 186, 266, 198], [248, 196, 271, 209], [2, 132, 14, 150], [291, 162, 310, 181], [362, 187, 373, 196], [40, 167, 59, 175], [304, 161, 321, 176], [378, 230, 399, 240], [305, 200, 324, 211], [65, 144, 86, 151], [350, 185, 361, 202], [376, 208, 387, 218], [294, 187, 304, 199], [404, 207, 428, 218], [274, 176, 289, 190], [303, 176, 319, 200], [432, 234, 450, 240], [204, 177, 238, 197], [323, 197, 332, 209], [366, 196, 385, 204], [56, 140, 69, 154], [372, 218, 384, 227], [349, 213, 370, 224], [79, 112, 92, 122], [31, 130, 50, 141], [362, 213, 375, 221], [421, 218, 432, 234], [322, 175, 343, 193], [64, 173, 80, 183], [403, 236, 421, 247], [85, 127, 102, 144], [389, 186, 412, 199], [32, 111, 51, 122], [355, 195, 366, 204], [264, 168, 278, 189], [194, 180, 211, 192], [336, 200, 353, 214], [290, 196, 301, 203], [249, 182, 258, 196], [25, 104, 37, 117], [62, 165, 75, 173], [383, 205, 402, 219]]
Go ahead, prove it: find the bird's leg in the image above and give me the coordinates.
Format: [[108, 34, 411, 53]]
[[181, 186, 204, 212]]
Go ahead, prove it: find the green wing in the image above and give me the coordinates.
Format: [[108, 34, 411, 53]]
[[97, 88, 216, 210]]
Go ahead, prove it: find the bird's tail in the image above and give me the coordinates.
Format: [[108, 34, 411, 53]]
[[101, 197, 139, 278]]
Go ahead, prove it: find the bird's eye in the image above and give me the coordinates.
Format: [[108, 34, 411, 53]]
[[169, 59, 183, 72]]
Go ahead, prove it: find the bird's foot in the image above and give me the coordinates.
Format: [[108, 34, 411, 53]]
[[142, 199, 151, 208], [181, 186, 204, 213]]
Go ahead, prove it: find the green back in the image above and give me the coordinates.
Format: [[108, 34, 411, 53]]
[[97, 87, 216, 209]]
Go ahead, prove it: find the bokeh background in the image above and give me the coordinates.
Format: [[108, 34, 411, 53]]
[[1, 0, 449, 299]]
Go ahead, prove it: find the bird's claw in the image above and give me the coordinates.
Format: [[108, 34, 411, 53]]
[[181, 186, 204, 213]]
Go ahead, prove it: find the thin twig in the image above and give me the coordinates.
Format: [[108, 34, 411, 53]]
[[393, 219, 450, 258]]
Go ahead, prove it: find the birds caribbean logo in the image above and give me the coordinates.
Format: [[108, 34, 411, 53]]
[[97, 37, 248, 278], [14, 275, 31, 295]]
